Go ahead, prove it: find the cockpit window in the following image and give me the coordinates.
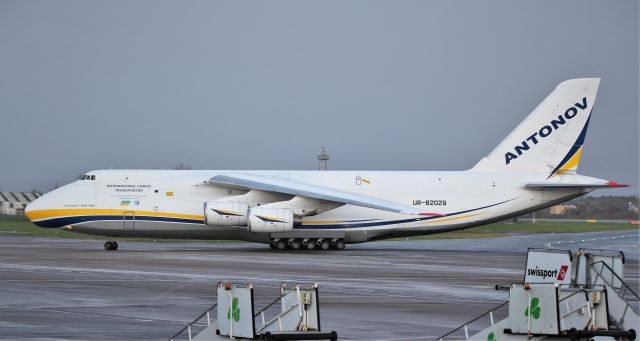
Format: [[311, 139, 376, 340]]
[[90, 175, 95, 180], [80, 174, 96, 181]]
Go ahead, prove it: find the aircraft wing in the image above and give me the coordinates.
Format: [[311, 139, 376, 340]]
[[209, 173, 422, 214]]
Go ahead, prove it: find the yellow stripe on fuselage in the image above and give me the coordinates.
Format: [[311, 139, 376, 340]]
[[305, 214, 484, 226], [25, 208, 203, 222], [155, 211, 203, 220], [418, 213, 483, 224]]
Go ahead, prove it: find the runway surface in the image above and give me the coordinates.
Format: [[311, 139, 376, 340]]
[[0, 230, 638, 340]]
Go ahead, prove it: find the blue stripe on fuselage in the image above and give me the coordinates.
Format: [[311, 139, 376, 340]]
[[32, 199, 516, 230], [32, 215, 204, 228], [296, 198, 516, 229]]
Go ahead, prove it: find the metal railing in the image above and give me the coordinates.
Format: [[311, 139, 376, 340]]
[[435, 301, 508, 340], [253, 292, 290, 332], [590, 261, 639, 313], [168, 303, 217, 341]]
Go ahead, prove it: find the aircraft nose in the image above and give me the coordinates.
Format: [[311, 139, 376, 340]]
[[25, 181, 96, 228], [24, 200, 38, 222], [25, 192, 61, 228], [25, 195, 44, 226], [24, 202, 33, 219]]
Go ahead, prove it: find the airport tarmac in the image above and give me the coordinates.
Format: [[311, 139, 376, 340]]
[[0, 230, 638, 341]]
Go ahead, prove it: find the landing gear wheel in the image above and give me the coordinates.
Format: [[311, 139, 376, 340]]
[[269, 239, 279, 249], [305, 239, 317, 250], [319, 239, 331, 250], [334, 239, 346, 250], [290, 239, 302, 250], [104, 241, 118, 251], [275, 239, 287, 250]]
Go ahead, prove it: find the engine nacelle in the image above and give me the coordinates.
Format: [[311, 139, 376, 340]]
[[248, 207, 294, 233], [204, 201, 248, 226]]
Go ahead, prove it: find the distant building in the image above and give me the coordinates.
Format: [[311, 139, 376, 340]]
[[549, 204, 577, 215], [0, 192, 42, 216]]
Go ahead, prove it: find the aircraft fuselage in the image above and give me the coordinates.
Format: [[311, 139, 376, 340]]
[[25, 169, 588, 244]]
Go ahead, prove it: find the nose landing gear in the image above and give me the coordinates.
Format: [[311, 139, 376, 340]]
[[104, 241, 118, 251]]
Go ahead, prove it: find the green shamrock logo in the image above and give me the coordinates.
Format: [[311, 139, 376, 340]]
[[525, 297, 541, 319], [487, 332, 497, 341], [227, 297, 240, 322]]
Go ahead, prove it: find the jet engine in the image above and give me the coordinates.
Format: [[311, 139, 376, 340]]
[[204, 201, 249, 226], [247, 207, 294, 233]]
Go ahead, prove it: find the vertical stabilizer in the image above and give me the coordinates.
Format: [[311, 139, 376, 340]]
[[472, 78, 600, 178]]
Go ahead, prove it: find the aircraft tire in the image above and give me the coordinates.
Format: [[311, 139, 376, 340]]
[[104, 241, 116, 251], [290, 239, 302, 250], [275, 240, 287, 250], [319, 239, 331, 250], [334, 239, 346, 250], [305, 239, 317, 250]]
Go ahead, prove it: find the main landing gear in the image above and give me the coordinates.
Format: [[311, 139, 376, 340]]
[[104, 240, 118, 251], [269, 238, 346, 251]]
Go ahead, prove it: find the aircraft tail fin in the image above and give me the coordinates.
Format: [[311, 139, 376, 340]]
[[472, 78, 600, 178]]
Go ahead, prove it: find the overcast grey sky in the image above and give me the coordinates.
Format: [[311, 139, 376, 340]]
[[0, 1, 638, 196]]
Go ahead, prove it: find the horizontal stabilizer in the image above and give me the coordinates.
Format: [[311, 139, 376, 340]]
[[210, 173, 422, 214], [525, 181, 628, 189]]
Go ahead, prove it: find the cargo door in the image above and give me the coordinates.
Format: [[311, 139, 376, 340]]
[[123, 211, 135, 229]]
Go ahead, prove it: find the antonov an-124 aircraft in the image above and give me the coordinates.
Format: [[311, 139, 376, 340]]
[[26, 78, 627, 250]]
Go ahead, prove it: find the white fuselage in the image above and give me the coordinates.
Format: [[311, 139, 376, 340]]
[[25, 169, 589, 244], [24, 78, 614, 247]]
